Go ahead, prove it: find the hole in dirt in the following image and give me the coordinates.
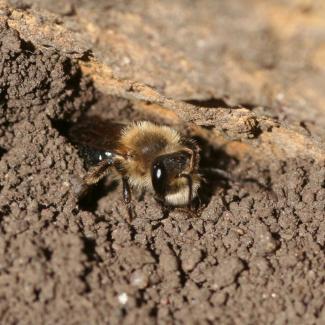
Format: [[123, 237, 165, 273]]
[[186, 98, 257, 111], [52, 117, 123, 213], [42, 248, 53, 261], [0, 85, 8, 103], [194, 137, 238, 206], [21, 39, 36, 53], [63, 59, 83, 91], [56, 115, 242, 213], [197, 137, 277, 205], [82, 237, 101, 262], [58, 118, 121, 212], [51, 119, 73, 138], [0, 147, 7, 160], [79, 49, 94, 61], [187, 98, 233, 108], [79, 180, 119, 212]]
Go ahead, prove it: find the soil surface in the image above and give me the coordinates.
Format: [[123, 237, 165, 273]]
[[0, 1, 324, 324]]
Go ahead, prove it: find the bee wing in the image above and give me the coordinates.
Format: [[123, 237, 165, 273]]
[[69, 116, 127, 165], [69, 116, 126, 152]]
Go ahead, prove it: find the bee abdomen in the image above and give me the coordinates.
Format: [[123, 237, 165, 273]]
[[78, 145, 115, 166]]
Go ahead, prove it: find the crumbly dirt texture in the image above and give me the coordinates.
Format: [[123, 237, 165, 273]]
[[0, 0, 324, 324]]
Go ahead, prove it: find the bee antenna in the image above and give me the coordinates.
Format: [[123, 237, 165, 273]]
[[200, 168, 234, 181]]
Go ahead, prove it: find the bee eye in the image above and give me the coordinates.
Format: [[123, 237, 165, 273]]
[[151, 162, 166, 197]]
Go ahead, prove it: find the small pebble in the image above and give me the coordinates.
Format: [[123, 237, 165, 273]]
[[118, 292, 128, 305], [181, 247, 202, 272], [130, 270, 149, 289]]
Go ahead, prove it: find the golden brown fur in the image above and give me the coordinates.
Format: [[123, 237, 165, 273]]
[[118, 121, 200, 205], [73, 120, 201, 217]]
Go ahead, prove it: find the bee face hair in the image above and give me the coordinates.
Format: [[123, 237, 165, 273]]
[[120, 122, 200, 206], [119, 122, 188, 190], [151, 151, 192, 197]]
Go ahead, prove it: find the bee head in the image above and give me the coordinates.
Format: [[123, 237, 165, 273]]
[[151, 150, 200, 205]]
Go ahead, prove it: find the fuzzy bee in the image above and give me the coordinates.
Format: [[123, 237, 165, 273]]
[[70, 117, 201, 219]]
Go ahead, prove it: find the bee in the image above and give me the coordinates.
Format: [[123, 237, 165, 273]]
[[70, 117, 201, 219]]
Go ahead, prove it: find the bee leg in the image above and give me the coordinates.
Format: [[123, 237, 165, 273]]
[[182, 140, 200, 172], [161, 203, 172, 218], [174, 207, 199, 218], [122, 177, 134, 221], [71, 160, 111, 200], [154, 196, 171, 218], [200, 167, 234, 181], [83, 160, 111, 185], [196, 194, 207, 213], [180, 173, 193, 211]]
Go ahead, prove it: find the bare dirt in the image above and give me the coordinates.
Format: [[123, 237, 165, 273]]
[[0, 0, 324, 324]]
